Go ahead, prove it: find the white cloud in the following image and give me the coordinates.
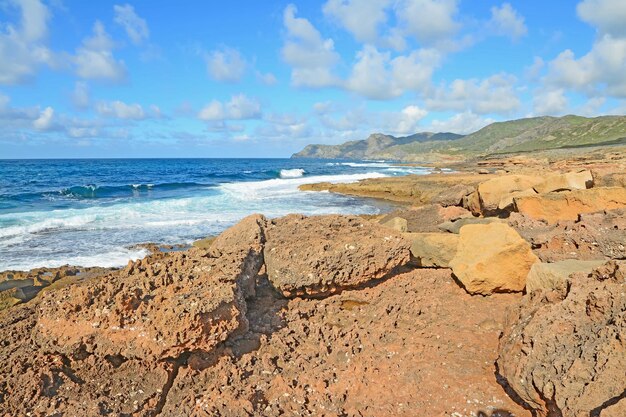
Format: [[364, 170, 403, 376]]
[[395, 0, 460, 44], [577, 0, 626, 37], [256, 71, 278, 85], [345, 46, 440, 99], [67, 127, 99, 138], [74, 22, 127, 82], [198, 94, 262, 121], [96, 100, 145, 119], [426, 111, 495, 134], [113, 4, 149, 45], [281, 4, 340, 88], [488, 3, 527, 40], [322, 0, 391, 44], [0, 0, 54, 85], [381, 105, 428, 135], [33, 106, 54, 130], [533, 89, 568, 116], [72, 81, 90, 109], [205, 47, 246, 82], [426, 74, 521, 114]]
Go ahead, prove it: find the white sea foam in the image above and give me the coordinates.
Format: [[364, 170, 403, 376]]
[[279, 168, 305, 178], [341, 162, 392, 168]]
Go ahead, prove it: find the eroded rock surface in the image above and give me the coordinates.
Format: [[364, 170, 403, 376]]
[[264, 214, 411, 297], [497, 261, 626, 417]]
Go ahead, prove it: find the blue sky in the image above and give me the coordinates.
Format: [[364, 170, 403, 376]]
[[1, 0, 625, 158]]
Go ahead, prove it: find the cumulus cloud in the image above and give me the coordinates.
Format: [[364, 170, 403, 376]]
[[72, 81, 90, 109], [113, 4, 150, 45], [322, 0, 391, 44], [426, 111, 495, 134], [533, 89, 568, 116], [281, 4, 340, 88], [198, 94, 262, 121], [577, 0, 626, 37], [395, 0, 460, 45], [33, 106, 54, 130], [74, 22, 127, 82], [205, 47, 246, 82], [426, 74, 521, 114], [488, 3, 528, 40], [0, 0, 54, 85], [95, 100, 145, 119]]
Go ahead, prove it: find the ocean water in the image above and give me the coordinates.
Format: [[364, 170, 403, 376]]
[[0, 158, 432, 271]]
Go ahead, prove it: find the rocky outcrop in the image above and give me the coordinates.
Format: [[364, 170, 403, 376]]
[[514, 187, 626, 224], [497, 261, 626, 416], [476, 174, 543, 214], [405, 232, 459, 267], [449, 223, 539, 295], [439, 217, 506, 234], [379, 216, 408, 232], [525, 259, 606, 292], [264, 215, 411, 297], [533, 169, 593, 193], [379, 204, 472, 233]]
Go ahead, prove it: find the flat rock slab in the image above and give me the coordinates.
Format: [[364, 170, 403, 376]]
[[514, 186, 626, 224], [264, 214, 411, 297], [526, 259, 607, 293]]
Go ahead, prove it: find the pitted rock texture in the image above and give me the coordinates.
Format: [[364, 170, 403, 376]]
[[497, 261, 626, 417], [264, 214, 411, 297]]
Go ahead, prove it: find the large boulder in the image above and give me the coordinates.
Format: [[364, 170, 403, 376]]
[[533, 169, 593, 194], [379, 204, 472, 233], [514, 187, 626, 224], [438, 217, 506, 234], [497, 261, 626, 416], [264, 215, 411, 297], [477, 174, 543, 214], [449, 223, 539, 295], [405, 232, 459, 268], [35, 215, 269, 361], [526, 259, 607, 293]]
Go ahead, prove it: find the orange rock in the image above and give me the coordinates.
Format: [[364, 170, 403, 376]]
[[533, 169, 593, 194], [514, 187, 626, 224], [449, 223, 539, 295], [477, 175, 544, 213]]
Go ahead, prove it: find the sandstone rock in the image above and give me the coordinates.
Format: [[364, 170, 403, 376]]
[[379, 216, 408, 232], [405, 232, 459, 268], [0, 287, 25, 310], [514, 186, 626, 224], [477, 175, 544, 214], [379, 205, 449, 233], [592, 170, 626, 188], [264, 215, 410, 297], [533, 169, 593, 193], [449, 223, 539, 295], [497, 188, 536, 211], [463, 190, 482, 215], [497, 261, 626, 416], [431, 184, 475, 207], [438, 217, 506, 234], [35, 215, 269, 362], [526, 259, 606, 293], [438, 205, 473, 221]]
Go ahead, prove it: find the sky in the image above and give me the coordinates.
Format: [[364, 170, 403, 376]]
[[1, 0, 625, 158]]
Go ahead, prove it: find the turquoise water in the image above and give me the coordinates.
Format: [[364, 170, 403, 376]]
[[0, 158, 432, 270]]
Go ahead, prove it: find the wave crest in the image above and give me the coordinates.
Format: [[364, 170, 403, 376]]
[[279, 168, 305, 178]]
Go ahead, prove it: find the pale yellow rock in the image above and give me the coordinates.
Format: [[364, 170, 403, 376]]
[[404, 232, 459, 268], [449, 223, 539, 295], [463, 190, 482, 216], [477, 175, 544, 213], [514, 187, 626, 224], [533, 170, 593, 194], [498, 188, 537, 210], [380, 216, 408, 233], [526, 259, 607, 293]]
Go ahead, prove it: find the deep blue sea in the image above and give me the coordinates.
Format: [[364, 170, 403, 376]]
[[0, 158, 432, 271]]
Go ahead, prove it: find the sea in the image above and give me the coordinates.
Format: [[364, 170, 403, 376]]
[[0, 158, 432, 271]]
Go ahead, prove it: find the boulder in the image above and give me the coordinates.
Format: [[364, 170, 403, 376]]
[[0, 287, 25, 311], [526, 259, 606, 293], [497, 188, 537, 211], [497, 261, 626, 416], [379, 216, 408, 232], [449, 223, 539, 295], [405, 233, 459, 268], [463, 190, 482, 215], [514, 187, 626, 224], [477, 175, 544, 214], [35, 215, 270, 361], [533, 169, 593, 193], [438, 217, 506, 234], [431, 184, 475, 207], [264, 215, 410, 297]]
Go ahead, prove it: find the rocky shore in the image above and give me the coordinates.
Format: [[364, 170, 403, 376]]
[[0, 145, 625, 416]]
